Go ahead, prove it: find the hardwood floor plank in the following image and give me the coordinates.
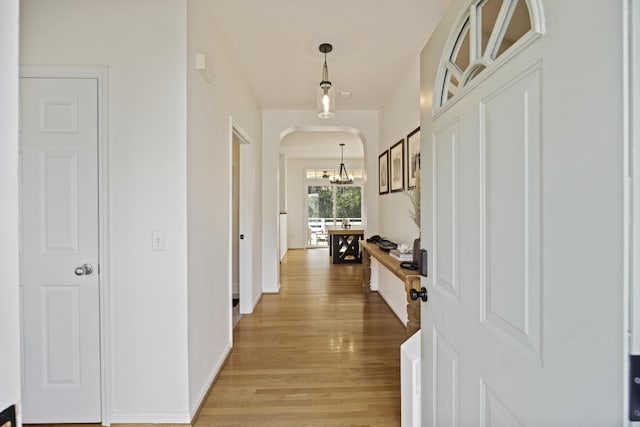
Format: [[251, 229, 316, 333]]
[[198, 248, 406, 426]]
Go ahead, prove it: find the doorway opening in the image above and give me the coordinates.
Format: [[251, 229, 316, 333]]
[[232, 134, 241, 327], [278, 129, 366, 253], [229, 118, 254, 321]]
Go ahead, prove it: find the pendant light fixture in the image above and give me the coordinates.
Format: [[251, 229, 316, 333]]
[[330, 143, 353, 184], [317, 43, 335, 119]]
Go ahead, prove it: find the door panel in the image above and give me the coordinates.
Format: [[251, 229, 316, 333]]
[[433, 329, 460, 427], [20, 77, 101, 423], [42, 285, 81, 384], [42, 152, 80, 252], [481, 68, 542, 359], [434, 121, 459, 301]]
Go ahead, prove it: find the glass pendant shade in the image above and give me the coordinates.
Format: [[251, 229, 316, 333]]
[[317, 85, 335, 119], [317, 43, 335, 119]]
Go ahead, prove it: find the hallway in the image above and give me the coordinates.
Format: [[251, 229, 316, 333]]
[[196, 248, 407, 426]]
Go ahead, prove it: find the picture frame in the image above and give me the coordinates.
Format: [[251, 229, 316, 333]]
[[407, 127, 421, 189], [378, 150, 389, 194], [390, 139, 404, 193]]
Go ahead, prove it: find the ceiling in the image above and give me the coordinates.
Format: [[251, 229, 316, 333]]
[[207, 0, 449, 112]]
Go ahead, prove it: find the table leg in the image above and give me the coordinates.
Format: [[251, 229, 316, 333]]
[[404, 276, 422, 335], [361, 246, 371, 302], [329, 234, 332, 256]]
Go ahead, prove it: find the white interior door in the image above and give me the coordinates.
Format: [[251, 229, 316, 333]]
[[232, 122, 254, 315], [20, 77, 101, 422], [420, 0, 624, 425]]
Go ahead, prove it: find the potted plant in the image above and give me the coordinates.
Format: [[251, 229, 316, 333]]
[[406, 168, 420, 264]]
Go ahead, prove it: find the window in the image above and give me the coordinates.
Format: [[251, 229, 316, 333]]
[[307, 184, 362, 247], [435, 0, 544, 112]]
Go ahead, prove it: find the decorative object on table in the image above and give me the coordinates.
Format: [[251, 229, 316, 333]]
[[378, 150, 389, 194], [390, 248, 413, 262], [377, 239, 397, 251], [397, 243, 410, 253], [390, 139, 405, 192], [330, 143, 354, 184], [406, 167, 421, 267], [366, 234, 381, 243], [406, 168, 420, 230], [400, 261, 418, 270], [407, 126, 421, 189], [317, 43, 335, 119], [341, 217, 351, 228]]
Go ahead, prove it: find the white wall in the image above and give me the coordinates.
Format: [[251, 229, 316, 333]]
[[21, 1, 190, 421], [0, 0, 22, 416], [285, 157, 364, 249], [373, 2, 446, 322], [279, 155, 287, 212], [373, 57, 422, 320], [186, 0, 263, 416], [378, 56, 422, 247], [279, 214, 288, 260]]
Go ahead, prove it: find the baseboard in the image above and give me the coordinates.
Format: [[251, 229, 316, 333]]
[[112, 424, 189, 427], [252, 290, 263, 311], [109, 412, 190, 424], [189, 342, 233, 422], [262, 282, 281, 293], [262, 281, 281, 295]]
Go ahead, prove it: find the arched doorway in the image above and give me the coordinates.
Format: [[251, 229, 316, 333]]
[[279, 129, 365, 252]]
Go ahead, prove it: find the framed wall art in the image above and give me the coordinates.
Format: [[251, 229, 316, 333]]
[[378, 150, 389, 194], [390, 139, 404, 193], [407, 127, 421, 189]]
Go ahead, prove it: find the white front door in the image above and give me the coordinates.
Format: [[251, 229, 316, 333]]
[[20, 77, 101, 422], [420, 0, 624, 425]]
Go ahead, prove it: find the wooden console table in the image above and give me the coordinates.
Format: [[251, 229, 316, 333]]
[[360, 241, 421, 335], [326, 226, 365, 264]]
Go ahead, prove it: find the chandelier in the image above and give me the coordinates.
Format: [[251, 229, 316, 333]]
[[330, 143, 353, 184]]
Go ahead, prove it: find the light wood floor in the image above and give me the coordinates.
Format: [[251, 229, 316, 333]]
[[196, 248, 407, 427], [26, 249, 406, 427]]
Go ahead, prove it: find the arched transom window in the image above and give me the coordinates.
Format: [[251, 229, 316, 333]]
[[435, 0, 545, 113]]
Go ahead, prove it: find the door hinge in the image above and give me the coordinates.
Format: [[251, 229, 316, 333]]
[[630, 355, 640, 420]]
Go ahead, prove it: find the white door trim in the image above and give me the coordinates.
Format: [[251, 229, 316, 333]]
[[228, 117, 255, 320], [20, 65, 112, 426], [627, 0, 638, 423]]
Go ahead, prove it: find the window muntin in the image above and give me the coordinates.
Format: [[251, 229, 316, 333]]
[[435, 0, 542, 113]]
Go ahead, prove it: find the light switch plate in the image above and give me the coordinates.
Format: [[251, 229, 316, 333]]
[[152, 230, 165, 251]]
